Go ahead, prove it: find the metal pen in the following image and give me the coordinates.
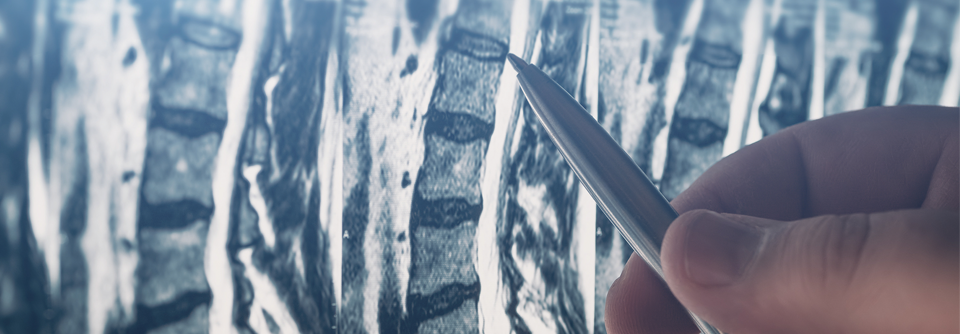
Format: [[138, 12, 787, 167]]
[[507, 53, 722, 334]]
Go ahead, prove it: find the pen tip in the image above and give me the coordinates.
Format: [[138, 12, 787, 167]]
[[507, 53, 526, 72]]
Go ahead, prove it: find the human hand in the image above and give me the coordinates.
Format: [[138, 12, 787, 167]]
[[605, 106, 959, 334]]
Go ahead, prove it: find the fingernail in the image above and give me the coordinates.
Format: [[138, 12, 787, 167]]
[[683, 211, 761, 287]]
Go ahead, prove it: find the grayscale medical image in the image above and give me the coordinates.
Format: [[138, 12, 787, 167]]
[[0, 0, 957, 333]]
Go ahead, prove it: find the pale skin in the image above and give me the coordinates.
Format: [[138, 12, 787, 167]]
[[605, 105, 959, 334]]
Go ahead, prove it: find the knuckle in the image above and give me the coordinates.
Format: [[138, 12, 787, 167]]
[[822, 214, 872, 289], [785, 214, 872, 293]]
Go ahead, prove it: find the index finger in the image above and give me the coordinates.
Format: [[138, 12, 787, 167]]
[[671, 105, 959, 220]]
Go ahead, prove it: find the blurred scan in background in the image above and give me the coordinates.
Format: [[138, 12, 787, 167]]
[[0, 0, 957, 333]]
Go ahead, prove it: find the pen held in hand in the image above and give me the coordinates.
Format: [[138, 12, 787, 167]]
[[507, 53, 723, 334]]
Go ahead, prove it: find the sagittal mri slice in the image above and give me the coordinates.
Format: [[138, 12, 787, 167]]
[[0, 0, 957, 333]]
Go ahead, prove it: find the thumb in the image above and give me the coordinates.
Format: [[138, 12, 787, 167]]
[[662, 209, 959, 334]]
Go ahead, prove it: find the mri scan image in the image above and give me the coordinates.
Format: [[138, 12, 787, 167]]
[[0, 0, 956, 333]]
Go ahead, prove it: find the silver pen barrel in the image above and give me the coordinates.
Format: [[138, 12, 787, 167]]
[[508, 54, 722, 334]]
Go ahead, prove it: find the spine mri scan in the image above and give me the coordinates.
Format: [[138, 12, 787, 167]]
[[0, 0, 957, 333]]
